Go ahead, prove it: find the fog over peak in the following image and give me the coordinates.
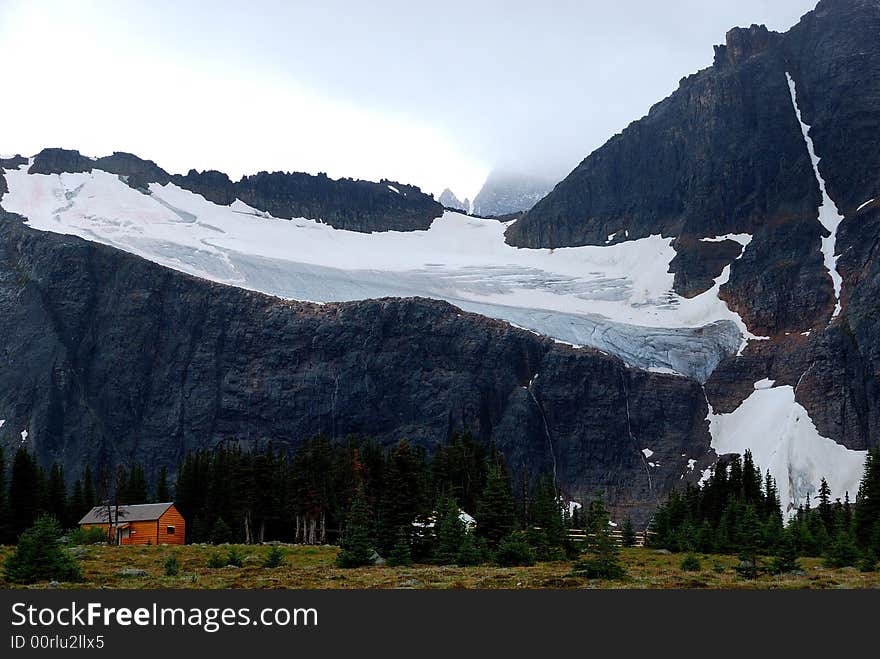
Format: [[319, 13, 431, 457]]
[[1, 0, 817, 200]]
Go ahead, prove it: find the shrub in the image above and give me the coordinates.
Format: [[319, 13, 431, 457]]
[[225, 546, 244, 567], [207, 551, 226, 569], [680, 553, 701, 572], [5, 515, 83, 584], [164, 554, 180, 577], [494, 533, 535, 567], [66, 526, 106, 546], [263, 545, 286, 568], [858, 552, 876, 573]]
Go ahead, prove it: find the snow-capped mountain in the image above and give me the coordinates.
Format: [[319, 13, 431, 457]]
[[472, 170, 556, 217], [0, 0, 877, 522], [438, 188, 469, 212]]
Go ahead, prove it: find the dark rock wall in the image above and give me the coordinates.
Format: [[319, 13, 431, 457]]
[[0, 214, 709, 525]]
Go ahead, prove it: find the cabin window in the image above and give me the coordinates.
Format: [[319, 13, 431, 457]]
[[167, 526, 176, 535]]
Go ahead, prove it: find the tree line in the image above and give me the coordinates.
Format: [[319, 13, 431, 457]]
[[651, 448, 880, 571]]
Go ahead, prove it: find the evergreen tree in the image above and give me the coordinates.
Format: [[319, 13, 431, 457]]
[[47, 464, 68, 528], [83, 465, 96, 510], [572, 495, 626, 580], [770, 529, 801, 574], [855, 448, 880, 551], [456, 532, 484, 566], [9, 448, 42, 536], [155, 466, 171, 502], [528, 474, 567, 553], [377, 441, 425, 554], [0, 447, 11, 543], [387, 528, 414, 567], [620, 518, 637, 548], [476, 464, 515, 547], [824, 520, 860, 568], [336, 484, 375, 568], [4, 515, 82, 584], [818, 478, 833, 532], [68, 479, 87, 527], [434, 497, 466, 565], [210, 518, 233, 544]]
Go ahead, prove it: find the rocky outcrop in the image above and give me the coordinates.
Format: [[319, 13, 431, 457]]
[[22, 148, 444, 233], [506, 0, 880, 447], [0, 212, 709, 525], [472, 170, 556, 217], [0, 156, 26, 196], [439, 188, 469, 212]]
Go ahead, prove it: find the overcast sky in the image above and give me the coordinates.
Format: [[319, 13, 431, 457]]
[[1, 0, 817, 199]]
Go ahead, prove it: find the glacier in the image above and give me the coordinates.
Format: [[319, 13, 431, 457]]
[[0, 162, 752, 381]]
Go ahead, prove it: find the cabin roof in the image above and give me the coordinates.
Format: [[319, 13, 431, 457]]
[[78, 502, 175, 525]]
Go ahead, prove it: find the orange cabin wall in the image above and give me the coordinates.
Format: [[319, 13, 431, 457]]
[[80, 505, 186, 545]]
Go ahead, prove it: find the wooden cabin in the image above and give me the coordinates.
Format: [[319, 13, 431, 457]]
[[78, 502, 186, 546]]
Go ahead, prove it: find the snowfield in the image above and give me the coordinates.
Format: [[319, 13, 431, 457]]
[[1, 163, 751, 380], [708, 380, 866, 514]]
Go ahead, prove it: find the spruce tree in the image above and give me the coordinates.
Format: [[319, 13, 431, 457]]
[[47, 464, 68, 528], [68, 479, 87, 527], [770, 529, 801, 574], [855, 448, 880, 550], [571, 495, 626, 580], [155, 466, 171, 502], [387, 528, 414, 567], [620, 518, 637, 548], [83, 466, 96, 510], [434, 497, 466, 564], [9, 448, 41, 536], [476, 464, 515, 548], [824, 520, 860, 568], [4, 515, 82, 584], [336, 484, 375, 568], [0, 447, 11, 544]]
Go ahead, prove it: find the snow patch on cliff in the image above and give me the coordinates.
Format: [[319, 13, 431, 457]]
[[786, 72, 844, 319], [707, 381, 865, 515]]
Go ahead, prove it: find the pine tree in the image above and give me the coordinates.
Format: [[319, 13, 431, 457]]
[[155, 466, 171, 502], [855, 448, 880, 551], [0, 447, 11, 544], [47, 464, 68, 528], [68, 479, 87, 527], [336, 484, 375, 568], [83, 466, 96, 510], [9, 448, 42, 536], [621, 518, 637, 548], [387, 528, 414, 567], [456, 532, 484, 566], [476, 464, 515, 547], [434, 497, 466, 564], [824, 519, 860, 568], [770, 529, 801, 574], [571, 495, 626, 580], [210, 518, 233, 544], [4, 515, 82, 584], [818, 478, 833, 532]]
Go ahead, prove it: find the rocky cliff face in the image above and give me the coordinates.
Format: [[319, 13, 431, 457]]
[[472, 170, 556, 217], [439, 188, 469, 212], [0, 212, 709, 525], [506, 0, 880, 450], [27, 148, 444, 233]]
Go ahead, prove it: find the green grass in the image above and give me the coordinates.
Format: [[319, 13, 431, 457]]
[[0, 545, 877, 589]]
